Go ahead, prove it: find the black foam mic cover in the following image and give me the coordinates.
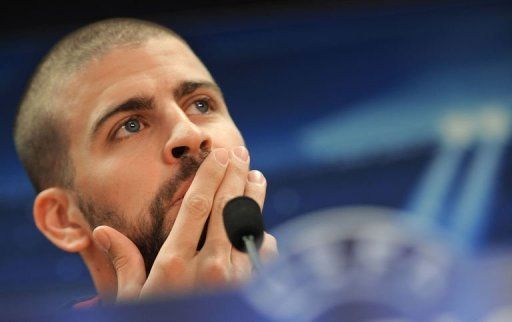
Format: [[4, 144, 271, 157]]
[[223, 196, 264, 252]]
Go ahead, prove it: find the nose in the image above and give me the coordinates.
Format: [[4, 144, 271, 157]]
[[163, 119, 212, 164]]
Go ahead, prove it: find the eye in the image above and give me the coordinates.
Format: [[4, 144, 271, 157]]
[[125, 119, 141, 132], [113, 117, 146, 140], [186, 98, 213, 115]]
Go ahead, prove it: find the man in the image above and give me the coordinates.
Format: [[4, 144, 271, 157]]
[[13, 18, 278, 305]]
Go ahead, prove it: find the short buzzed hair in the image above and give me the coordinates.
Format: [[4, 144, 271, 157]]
[[14, 18, 182, 192]]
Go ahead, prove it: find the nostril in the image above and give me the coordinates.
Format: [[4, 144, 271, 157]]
[[172, 146, 189, 159], [200, 140, 211, 151]]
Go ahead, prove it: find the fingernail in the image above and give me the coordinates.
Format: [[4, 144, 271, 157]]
[[248, 170, 265, 184], [213, 148, 229, 166], [233, 146, 249, 162], [94, 229, 111, 253]]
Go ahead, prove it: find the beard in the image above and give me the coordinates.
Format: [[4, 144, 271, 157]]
[[77, 148, 209, 275]]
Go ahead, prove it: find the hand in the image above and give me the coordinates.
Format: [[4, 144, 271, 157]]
[[92, 147, 278, 302]]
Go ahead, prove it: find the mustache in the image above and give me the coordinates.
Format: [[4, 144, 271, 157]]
[[151, 148, 210, 217]]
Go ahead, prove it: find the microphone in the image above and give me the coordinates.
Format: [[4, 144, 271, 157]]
[[223, 196, 264, 271]]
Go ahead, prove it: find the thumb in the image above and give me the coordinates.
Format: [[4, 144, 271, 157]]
[[93, 225, 146, 302]]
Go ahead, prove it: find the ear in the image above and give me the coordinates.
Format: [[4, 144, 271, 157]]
[[33, 187, 91, 253]]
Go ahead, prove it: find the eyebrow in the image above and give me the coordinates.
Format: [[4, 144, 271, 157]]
[[90, 80, 223, 140], [173, 80, 223, 101]]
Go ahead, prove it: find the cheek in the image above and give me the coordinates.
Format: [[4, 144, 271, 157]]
[[77, 150, 165, 221], [208, 123, 245, 148]]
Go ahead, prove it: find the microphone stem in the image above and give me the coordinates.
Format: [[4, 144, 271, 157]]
[[243, 235, 262, 271]]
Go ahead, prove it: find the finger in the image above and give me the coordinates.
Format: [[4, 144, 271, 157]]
[[230, 170, 266, 269], [231, 233, 277, 281], [205, 146, 250, 249], [260, 232, 279, 263], [160, 148, 229, 258], [244, 170, 267, 212], [93, 226, 146, 302], [230, 248, 253, 282]]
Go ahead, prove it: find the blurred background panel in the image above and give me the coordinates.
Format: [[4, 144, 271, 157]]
[[0, 0, 511, 316]]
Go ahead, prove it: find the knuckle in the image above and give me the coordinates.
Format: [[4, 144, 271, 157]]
[[233, 261, 252, 283], [161, 255, 187, 273], [185, 194, 211, 217], [202, 259, 230, 284], [233, 164, 249, 179], [111, 254, 130, 272], [204, 155, 228, 178], [210, 194, 235, 219], [218, 194, 237, 210], [232, 161, 247, 172]]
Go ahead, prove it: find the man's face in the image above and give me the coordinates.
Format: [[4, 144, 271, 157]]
[[59, 36, 245, 271]]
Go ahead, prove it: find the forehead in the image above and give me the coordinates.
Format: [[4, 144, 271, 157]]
[[82, 36, 210, 84], [68, 36, 211, 102]]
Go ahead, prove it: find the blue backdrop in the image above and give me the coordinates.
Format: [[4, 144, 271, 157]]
[[0, 0, 511, 317]]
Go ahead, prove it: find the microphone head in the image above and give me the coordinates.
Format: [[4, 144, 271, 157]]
[[223, 196, 264, 252]]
